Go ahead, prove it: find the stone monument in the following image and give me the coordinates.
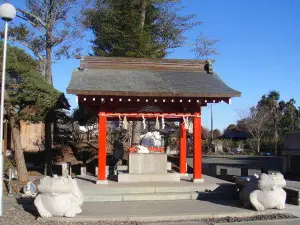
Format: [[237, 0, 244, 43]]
[[34, 175, 83, 218], [281, 132, 300, 175]]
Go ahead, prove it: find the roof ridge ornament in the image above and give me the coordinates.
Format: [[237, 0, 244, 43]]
[[205, 60, 214, 74]]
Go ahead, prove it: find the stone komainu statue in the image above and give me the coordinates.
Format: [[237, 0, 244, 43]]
[[240, 173, 286, 211], [34, 175, 83, 218]]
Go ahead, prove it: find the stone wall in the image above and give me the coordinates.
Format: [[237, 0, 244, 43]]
[[187, 155, 287, 181], [282, 132, 300, 175], [283, 132, 300, 150]]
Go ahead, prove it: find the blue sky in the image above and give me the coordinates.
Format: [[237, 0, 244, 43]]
[[2, 0, 300, 131]]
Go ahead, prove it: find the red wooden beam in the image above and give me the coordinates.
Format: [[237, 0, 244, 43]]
[[97, 112, 107, 184], [193, 111, 203, 182], [100, 113, 196, 118], [179, 122, 187, 175]]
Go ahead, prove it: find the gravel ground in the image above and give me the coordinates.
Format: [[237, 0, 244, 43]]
[[0, 205, 298, 225], [202, 213, 298, 224], [0, 207, 142, 225]]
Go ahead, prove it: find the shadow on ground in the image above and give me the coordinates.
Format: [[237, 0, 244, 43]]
[[16, 197, 39, 217]]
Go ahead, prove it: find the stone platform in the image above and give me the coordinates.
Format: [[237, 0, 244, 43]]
[[76, 174, 237, 202]]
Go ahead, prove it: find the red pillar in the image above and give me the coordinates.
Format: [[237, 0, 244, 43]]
[[97, 112, 107, 184], [193, 111, 203, 182], [179, 122, 187, 175]]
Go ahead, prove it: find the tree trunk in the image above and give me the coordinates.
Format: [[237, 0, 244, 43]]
[[44, 29, 54, 175], [140, 0, 147, 29], [274, 118, 278, 153], [87, 130, 90, 142], [44, 113, 53, 176], [131, 121, 142, 146], [256, 138, 261, 154], [45, 46, 52, 85], [9, 117, 28, 183], [45, 1, 53, 86]]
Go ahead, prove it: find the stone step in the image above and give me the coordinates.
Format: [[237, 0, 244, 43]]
[[82, 183, 236, 195], [84, 191, 238, 202]]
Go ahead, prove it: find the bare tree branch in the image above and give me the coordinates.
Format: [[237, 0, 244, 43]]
[[236, 106, 273, 153], [17, 8, 47, 28], [16, 15, 38, 27], [192, 33, 219, 60]]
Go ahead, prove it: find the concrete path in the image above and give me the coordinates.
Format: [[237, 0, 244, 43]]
[[39, 199, 299, 223], [4, 197, 300, 224]]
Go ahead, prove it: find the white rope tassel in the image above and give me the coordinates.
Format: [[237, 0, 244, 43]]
[[155, 115, 160, 130], [142, 115, 146, 129], [122, 115, 128, 130], [118, 114, 122, 128], [188, 120, 193, 134], [161, 116, 165, 129], [183, 116, 189, 130]]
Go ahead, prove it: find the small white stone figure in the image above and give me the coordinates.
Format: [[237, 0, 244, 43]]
[[23, 181, 37, 197], [137, 145, 150, 153], [34, 175, 83, 218], [240, 173, 286, 211]]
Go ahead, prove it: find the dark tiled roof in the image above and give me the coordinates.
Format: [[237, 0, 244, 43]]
[[67, 69, 241, 98]]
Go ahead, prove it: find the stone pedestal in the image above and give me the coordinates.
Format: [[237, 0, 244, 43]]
[[129, 153, 167, 174], [118, 153, 180, 183], [118, 172, 180, 183]]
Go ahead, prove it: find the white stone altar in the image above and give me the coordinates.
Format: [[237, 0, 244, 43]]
[[129, 153, 167, 174], [34, 175, 83, 218], [118, 152, 180, 183]]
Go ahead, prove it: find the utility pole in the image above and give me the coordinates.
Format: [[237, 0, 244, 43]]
[[0, 3, 17, 216]]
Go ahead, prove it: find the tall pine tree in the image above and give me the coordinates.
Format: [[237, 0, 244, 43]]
[[84, 0, 200, 58]]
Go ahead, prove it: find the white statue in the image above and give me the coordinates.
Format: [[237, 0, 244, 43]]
[[240, 173, 286, 211], [34, 175, 83, 218], [140, 131, 162, 147]]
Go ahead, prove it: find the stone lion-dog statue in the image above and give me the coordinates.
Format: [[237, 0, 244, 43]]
[[240, 173, 286, 211], [34, 175, 83, 218]]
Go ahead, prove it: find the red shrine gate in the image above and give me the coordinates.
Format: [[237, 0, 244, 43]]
[[67, 57, 241, 184], [98, 112, 202, 182]]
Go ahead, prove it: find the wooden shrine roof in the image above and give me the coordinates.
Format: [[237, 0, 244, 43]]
[[67, 56, 241, 98]]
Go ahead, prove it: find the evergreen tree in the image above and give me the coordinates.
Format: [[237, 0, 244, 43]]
[[84, 0, 201, 58], [1, 43, 62, 182]]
